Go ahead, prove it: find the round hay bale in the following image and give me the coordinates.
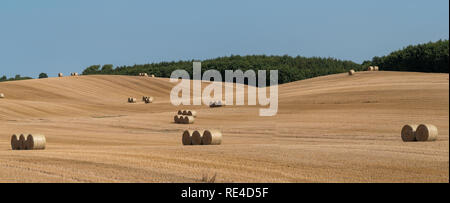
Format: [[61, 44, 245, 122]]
[[58, 73, 63, 77], [348, 69, 355, 76], [147, 97, 154, 103], [182, 130, 195, 145], [367, 66, 374, 71], [401, 124, 418, 142], [128, 98, 137, 103], [26, 134, 46, 150], [0, 93, 4, 98], [416, 124, 438, 142], [11, 134, 20, 150], [187, 110, 197, 117], [191, 130, 204, 145], [183, 116, 195, 124], [151, 74, 155, 78], [178, 110, 184, 115], [182, 110, 188, 115], [374, 66, 379, 71], [19, 134, 28, 150], [203, 130, 222, 145]]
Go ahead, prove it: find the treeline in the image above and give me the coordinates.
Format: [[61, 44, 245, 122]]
[[366, 39, 449, 73], [0, 75, 32, 82], [82, 55, 363, 84]]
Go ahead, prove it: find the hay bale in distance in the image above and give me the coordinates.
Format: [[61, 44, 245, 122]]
[[58, 73, 63, 77], [374, 66, 379, 71], [182, 116, 195, 124], [401, 124, 418, 142], [202, 130, 223, 145], [151, 74, 155, 78], [187, 110, 197, 117], [416, 124, 438, 142], [182, 130, 195, 145], [11, 134, 20, 150], [144, 97, 154, 104], [26, 134, 46, 150], [128, 97, 137, 103], [348, 69, 355, 76], [209, 100, 224, 108], [0, 93, 4, 98], [191, 130, 204, 145], [367, 66, 374, 71]]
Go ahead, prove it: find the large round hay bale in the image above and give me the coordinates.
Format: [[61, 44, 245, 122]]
[[0, 93, 4, 98], [202, 130, 222, 145], [145, 97, 154, 103], [151, 74, 155, 78], [142, 96, 148, 101], [348, 69, 355, 76], [182, 116, 195, 124], [401, 124, 418, 142], [367, 66, 374, 71], [19, 134, 29, 150], [26, 134, 46, 150], [191, 130, 204, 145], [11, 134, 20, 150], [374, 66, 379, 71], [178, 110, 184, 115], [416, 124, 438, 142], [58, 73, 63, 77], [182, 110, 188, 115], [182, 130, 195, 145], [187, 110, 197, 117]]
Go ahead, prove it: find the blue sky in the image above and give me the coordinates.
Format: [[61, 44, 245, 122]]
[[0, 0, 448, 78]]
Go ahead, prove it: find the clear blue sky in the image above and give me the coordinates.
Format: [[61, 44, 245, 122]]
[[0, 0, 448, 78]]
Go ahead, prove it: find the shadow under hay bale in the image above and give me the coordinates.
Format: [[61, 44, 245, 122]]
[[182, 130, 195, 145], [191, 130, 204, 145], [26, 134, 46, 150], [11, 134, 20, 150], [401, 124, 418, 142], [416, 124, 438, 142], [203, 130, 222, 145], [19, 134, 28, 150]]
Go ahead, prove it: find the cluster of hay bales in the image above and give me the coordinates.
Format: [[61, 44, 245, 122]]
[[348, 69, 356, 76], [0, 93, 4, 98], [58, 73, 64, 77], [11, 134, 46, 150], [182, 129, 222, 145], [128, 97, 137, 103], [401, 124, 438, 142], [178, 110, 197, 117], [174, 115, 195, 124], [70, 72, 79, 76], [209, 100, 225, 108], [367, 66, 380, 71], [138, 73, 148, 77], [174, 110, 197, 124], [142, 96, 154, 104]]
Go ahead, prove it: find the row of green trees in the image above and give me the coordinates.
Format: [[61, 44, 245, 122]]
[[82, 55, 363, 84], [365, 39, 449, 73], [0, 75, 33, 82]]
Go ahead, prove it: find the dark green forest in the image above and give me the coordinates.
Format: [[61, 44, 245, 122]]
[[366, 39, 449, 73], [83, 56, 363, 84]]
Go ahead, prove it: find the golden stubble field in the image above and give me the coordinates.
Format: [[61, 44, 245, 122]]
[[0, 71, 448, 183]]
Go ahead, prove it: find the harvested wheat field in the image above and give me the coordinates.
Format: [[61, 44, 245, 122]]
[[0, 71, 448, 183]]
